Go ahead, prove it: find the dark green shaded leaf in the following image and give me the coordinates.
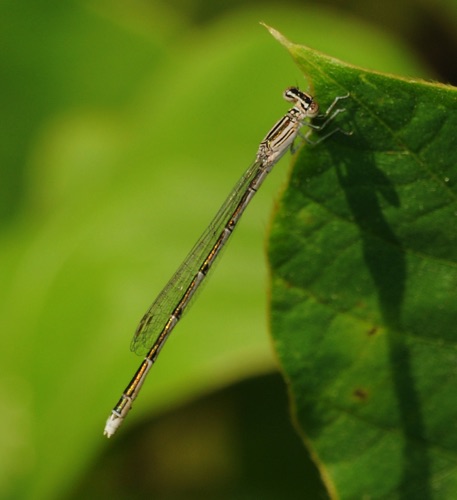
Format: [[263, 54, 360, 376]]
[[267, 27, 457, 499]]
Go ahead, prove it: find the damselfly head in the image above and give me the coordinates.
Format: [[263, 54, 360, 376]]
[[283, 87, 319, 117]]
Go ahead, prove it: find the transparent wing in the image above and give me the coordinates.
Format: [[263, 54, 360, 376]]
[[130, 157, 264, 356]]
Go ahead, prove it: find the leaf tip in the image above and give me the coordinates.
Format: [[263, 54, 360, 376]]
[[260, 23, 291, 49]]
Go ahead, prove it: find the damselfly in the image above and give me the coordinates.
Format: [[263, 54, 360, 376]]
[[104, 87, 349, 437]]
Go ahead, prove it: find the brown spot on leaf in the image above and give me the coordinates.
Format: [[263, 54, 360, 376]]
[[367, 326, 378, 336], [353, 388, 369, 401]]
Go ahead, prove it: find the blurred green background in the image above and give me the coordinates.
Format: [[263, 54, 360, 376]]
[[1, 1, 456, 499]]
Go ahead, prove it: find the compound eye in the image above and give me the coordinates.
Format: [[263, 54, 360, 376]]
[[308, 101, 319, 117]]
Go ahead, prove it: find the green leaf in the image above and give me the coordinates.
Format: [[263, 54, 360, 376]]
[[267, 27, 457, 499]]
